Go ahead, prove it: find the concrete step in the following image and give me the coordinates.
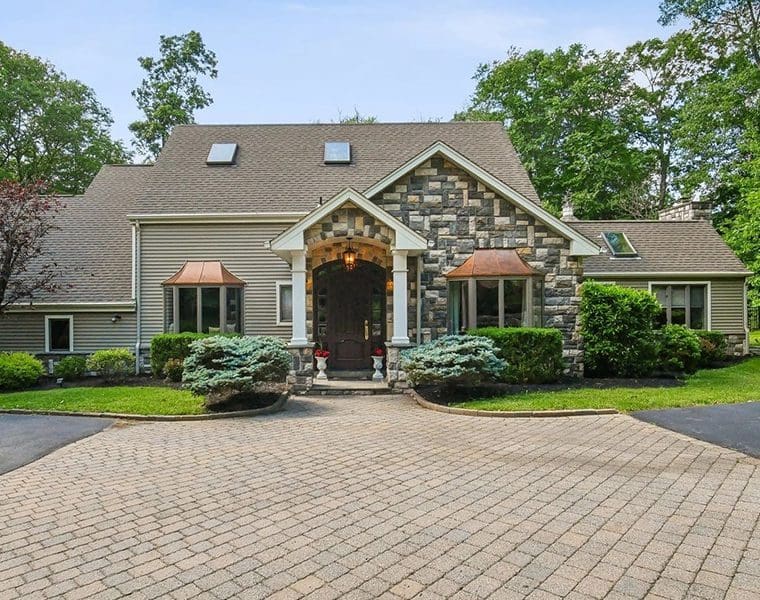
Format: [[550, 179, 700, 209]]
[[302, 379, 403, 396]]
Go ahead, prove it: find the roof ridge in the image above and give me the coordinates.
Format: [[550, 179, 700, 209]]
[[173, 121, 504, 128]]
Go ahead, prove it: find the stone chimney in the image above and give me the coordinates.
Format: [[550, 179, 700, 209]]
[[561, 196, 577, 221], [658, 198, 712, 221]]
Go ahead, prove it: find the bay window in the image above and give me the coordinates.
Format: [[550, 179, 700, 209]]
[[165, 286, 243, 333], [651, 283, 707, 329], [448, 277, 543, 332]]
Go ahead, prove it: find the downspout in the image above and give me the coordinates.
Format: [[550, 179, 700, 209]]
[[134, 221, 142, 374], [416, 255, 422, 345]]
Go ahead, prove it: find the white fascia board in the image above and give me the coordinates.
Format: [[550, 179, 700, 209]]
[[128, 212, 306, 224], [363, 141, 600, 257], [8, 302, 136, 313], [584, 272, 752, 278], [269, 187, 428, 260]]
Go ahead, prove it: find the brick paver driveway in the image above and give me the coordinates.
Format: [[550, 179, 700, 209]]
[[1, 395, 759, 600]]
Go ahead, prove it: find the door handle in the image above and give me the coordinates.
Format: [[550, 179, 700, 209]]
[[364, 320, 369, 341]]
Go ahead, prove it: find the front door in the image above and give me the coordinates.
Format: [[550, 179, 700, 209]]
[[314, 260, 386, 371]]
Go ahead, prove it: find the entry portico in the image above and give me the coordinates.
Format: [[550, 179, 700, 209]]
[[270, 187, 428, 385]]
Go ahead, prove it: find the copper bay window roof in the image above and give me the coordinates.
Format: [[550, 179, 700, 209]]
[[445, 249, 541, 279], [162, 261, 246, 286]]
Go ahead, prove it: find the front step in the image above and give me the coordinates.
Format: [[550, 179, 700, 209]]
[[303, 379, 403, 396]]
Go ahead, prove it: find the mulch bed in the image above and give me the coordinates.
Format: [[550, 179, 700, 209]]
[[416, 376, 684, 407]]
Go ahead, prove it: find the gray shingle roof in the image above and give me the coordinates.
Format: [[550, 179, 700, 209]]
[[135, 122, 539, 214], [571, 220, 750, 275], [32, 165, 149, 304]]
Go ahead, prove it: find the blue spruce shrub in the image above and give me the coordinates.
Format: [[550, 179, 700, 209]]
[[182, 335, 291, 403], [400, 335, 506, 387]]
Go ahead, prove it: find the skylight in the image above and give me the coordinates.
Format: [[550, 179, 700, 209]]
[[602, 231, 638, 257], [324, 141, 351, 164], [206, 143, 238, 165]]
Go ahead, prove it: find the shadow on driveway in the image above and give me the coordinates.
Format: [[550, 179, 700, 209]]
[[633, 402, 760, 458], [0, 413, 113, 475]]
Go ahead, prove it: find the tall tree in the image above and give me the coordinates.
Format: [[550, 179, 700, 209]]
[[456, 45, 650, 218], [129, 31, 218, 159], [0, 42, 128, 195], [0, 180, 65, 312]]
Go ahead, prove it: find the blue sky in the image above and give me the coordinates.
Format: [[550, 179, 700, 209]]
[[2, 1, 676, 147]]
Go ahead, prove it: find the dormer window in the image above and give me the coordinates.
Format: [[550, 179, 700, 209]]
[[206, 143, 238, 165], [324, 141, 351, 164], [602, 231, 638, 257]]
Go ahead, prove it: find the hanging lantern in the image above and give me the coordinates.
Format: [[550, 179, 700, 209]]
[[342, 237, 357, 272]]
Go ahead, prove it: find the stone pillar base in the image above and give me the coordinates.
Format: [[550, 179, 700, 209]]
[[385, 342, 413, 389], [287, 344, 315, 393]]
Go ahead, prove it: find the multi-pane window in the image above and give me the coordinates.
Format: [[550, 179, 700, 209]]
[[448, 278, 543, 332], [165, 287, 243, 333], [652, 284, 707, 329]]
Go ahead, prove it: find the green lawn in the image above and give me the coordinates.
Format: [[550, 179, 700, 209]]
[[453, 357, 760, 413], [750, 330, 760, 346], [0, 386, 205, 415]]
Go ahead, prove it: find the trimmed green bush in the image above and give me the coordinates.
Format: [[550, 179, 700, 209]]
[[150, 333, 211, 377], [580, 281, 661, 377], [53, 356, 87, 380], [182, 336, 291, 403], [86, 349, 134, 383], [163, 358, 184, 383], [693, 330, 727, 366], [468, 327, 564, 383], [657, 325, 702, 373], [400, 335, 506, 388], [0, 352, 44, 390]]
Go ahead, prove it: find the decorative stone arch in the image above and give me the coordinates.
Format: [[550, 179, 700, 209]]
[[269, 187, 428, 351]]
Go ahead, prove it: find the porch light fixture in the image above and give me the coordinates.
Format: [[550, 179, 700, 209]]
[[343, 238, 357, 272]]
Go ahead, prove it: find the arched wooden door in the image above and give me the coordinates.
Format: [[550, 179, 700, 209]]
[[313, 260, 386, 371]]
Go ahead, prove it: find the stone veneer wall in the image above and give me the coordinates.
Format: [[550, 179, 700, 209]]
[[369, 153, 585, 377], [658, 200, 712, 222]]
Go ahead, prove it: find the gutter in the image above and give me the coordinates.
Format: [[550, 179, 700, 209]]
[[584, 271, 753, 278]]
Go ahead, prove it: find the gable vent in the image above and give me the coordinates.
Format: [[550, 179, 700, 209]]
[[324, 141, 351, 164], [206, 143, 238, 165]]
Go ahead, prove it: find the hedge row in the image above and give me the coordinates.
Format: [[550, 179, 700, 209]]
[[468, 327, 564, 383]]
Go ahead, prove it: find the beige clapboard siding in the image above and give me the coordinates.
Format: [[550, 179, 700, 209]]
[[139, 223, 292, 343], [0, 312, 136, 353], [594, 277, 746, 332]]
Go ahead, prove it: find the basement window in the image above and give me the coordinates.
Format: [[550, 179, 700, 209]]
[[324, 141, 351, 164], [206, 143, 238, 165]]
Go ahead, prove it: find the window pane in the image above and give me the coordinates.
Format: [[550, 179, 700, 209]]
[[653, 286, 667, 305], [671, 286, 686, 307], [279, 284, 293, 322], [164, 288, 174, 332], [671, 307, 686, 325], [503, 280, 525, 327], [48, 318, 70, 351], [690, 286, 706, 329], [690, 286, 705, 308], [448, 282, 462, 333], [476, 280, 499, 328], [178, 288, 198, 332], [226, 288, 242, 333], [532, 278, 544, 327], [201, 287, 221, 333]]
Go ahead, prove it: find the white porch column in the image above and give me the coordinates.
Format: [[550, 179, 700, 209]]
[[290, 249, 308, 345], [391, 249, 410, 345]]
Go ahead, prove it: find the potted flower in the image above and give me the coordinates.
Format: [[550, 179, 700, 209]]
[[314, 348, 330, 380], [371, 347, 384, 382]]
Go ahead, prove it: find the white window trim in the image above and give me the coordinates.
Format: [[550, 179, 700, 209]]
[[275, 280, 293, 326], [44, 315, 73, 353], [648, 281, 712, 330], [167, 286, 244, 334], [452, 276, 535, 330]]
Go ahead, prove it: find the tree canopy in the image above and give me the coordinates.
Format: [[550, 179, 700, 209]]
[[0, 42, 129, 195], [129, 31, 218, 160]]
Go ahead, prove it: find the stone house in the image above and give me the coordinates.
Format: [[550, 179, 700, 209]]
[[0, 123, 751, 388]]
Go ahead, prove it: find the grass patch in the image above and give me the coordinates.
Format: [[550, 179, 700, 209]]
[[453, 358, 760, 413], [750, 330, 760, 346], [0, 386, 205, 415]]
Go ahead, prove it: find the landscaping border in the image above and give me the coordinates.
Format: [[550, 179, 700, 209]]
[[0, 392, 289, 421], [408, 388, 618, 417]]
